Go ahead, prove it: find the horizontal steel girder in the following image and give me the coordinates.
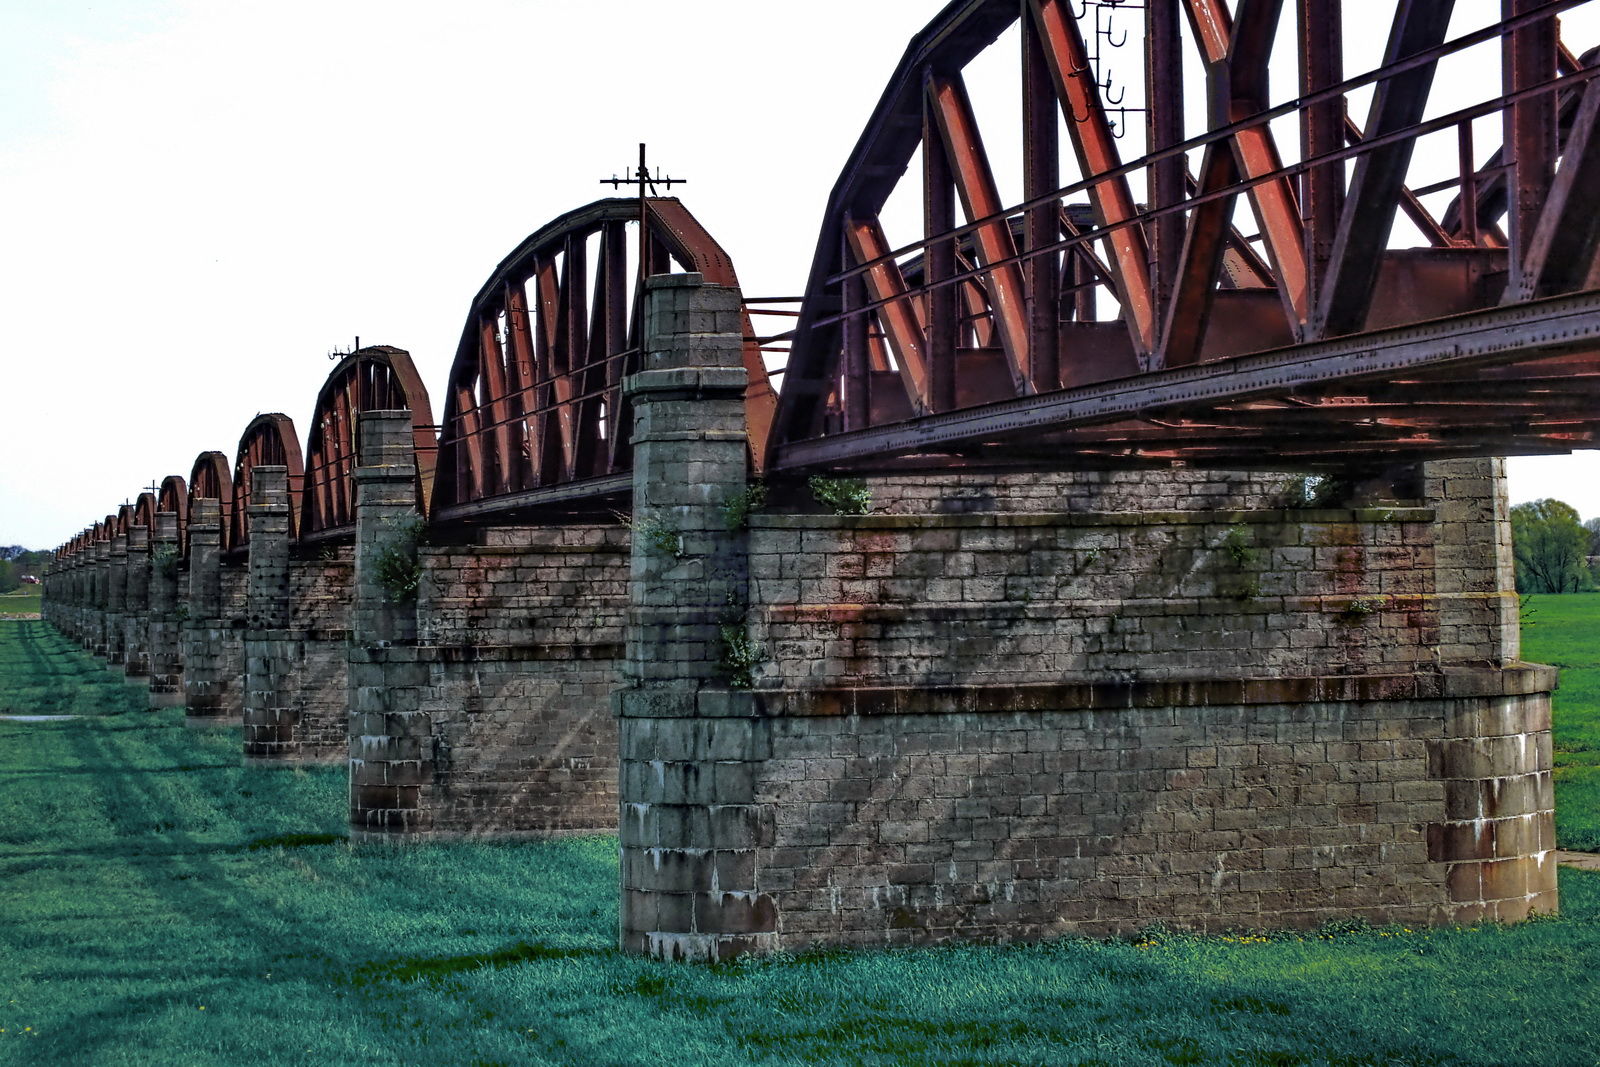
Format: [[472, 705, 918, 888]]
[[771, 290, 1600, 472]]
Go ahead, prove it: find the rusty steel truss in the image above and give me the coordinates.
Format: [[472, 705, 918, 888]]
[[301, 347, 437, 542], [770, 0, 1600, 473], [227, 414, 304, 555], [52, 1, 1600, 562], [430, 197, 777, 522]]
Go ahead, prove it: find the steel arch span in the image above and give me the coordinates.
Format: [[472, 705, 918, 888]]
[[186, 452, 231, 554], [229, 414, 303, 553], [301, 346, 436, 542], [770, 0, 1600, 475], [430, 196, 778, 523]]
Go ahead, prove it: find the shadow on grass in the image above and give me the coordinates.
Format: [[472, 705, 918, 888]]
[[347, 940, 610, 985], [236, 832, 348, 851]]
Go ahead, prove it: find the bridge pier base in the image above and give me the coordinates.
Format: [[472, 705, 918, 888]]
[[236, 467, 351, 764], [183, 499, 238, 724], [613, 310, 1554, 953], [617, 274, 778, 960], [104, 532, 127, 666], [123, 523, 151, 684], [349, 411, 431, 840], [146, 512, 184, 706]]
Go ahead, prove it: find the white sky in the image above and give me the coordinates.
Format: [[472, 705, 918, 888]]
[[2, 0, 1597, 549]]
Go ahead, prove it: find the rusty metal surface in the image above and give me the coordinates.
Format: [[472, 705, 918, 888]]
[[157, 476, 188, 548], [228, 414, 304, 553], [776, 287, 1600, 472], [47, 2, 1600, 557], [301, 346, 437, 541], [187, 452, 232, 554], [772, 0, 1600, 473], [431, 197, 777, 523]]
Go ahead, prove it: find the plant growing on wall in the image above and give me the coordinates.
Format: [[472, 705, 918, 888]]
[[1339, 596, 1385, 621], [1285, 473, 1350, 509], [717, 621, 762, 689], [809, 475, 870, 516], [373, 517, 425, 603], [633, 515, 684, 559], [721, 483, 768, 531], [1220, 524, 1256, 567], [150, 545, 182, 580], [1217, 524, 1260, 600], [716, 592, 762, 689]]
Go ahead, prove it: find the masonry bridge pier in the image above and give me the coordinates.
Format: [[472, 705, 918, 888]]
[[44, 0, 1600, 959]]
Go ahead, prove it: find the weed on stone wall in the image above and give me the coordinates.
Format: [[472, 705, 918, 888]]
[[717, 593, 762, 689], [150, 544, 182, 580], [634, 515, 684, 559], [1221, 524, 1257, 567], [721, 483, 768, 531], [1339, 596, 1386, 622], [1218, 524, 1261, 599], [717, 622, 762, 689], [1285, 473, 1351, 509], [374, 517, 425, 602], [810, 475, 871, 516]]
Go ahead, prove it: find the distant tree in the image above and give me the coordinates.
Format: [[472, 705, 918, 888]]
[[1511, 499, 1592, 594], [1587, 516, 1600, 555], [10, 549, 50, 576], [0, 560, 16, 594], [0, 546, 23, 562]]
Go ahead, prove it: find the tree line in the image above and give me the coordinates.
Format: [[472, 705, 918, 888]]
[[1511, 500, 1600, 594], [0, 546, 51, 594]]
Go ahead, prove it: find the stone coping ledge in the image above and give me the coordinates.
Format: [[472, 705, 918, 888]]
[[250, 628, 353, 641], [765, 592, 1505, 623], [746, 507, 1433, 531], [420, 543, 626, 558], [745, 667, 1555, 718], [351, 642, 623, 664], [613, 667, 1553, 720]]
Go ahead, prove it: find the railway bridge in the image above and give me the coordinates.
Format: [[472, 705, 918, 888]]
[[42, 0, 1600, 959]]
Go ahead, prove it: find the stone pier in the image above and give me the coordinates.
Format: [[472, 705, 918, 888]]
[[183, 499, 237, 725], [348, 410, 430, 839], [122, 522, 151, 682], [617, 274, 777, 960], [104, 532, 127, 664], [147, 512, 184, 706]]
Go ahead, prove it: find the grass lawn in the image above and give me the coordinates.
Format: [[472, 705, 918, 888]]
[[0, 588, 40, 618], [1520, 592, 1600, 852], [3, 621, 1600, 1064]]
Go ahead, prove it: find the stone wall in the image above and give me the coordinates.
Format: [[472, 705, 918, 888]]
[[746, 504, 1443, 690], [736, 671, 1554, 946], [39, 271, 1559, 963], [240, 541, 354, 764], [399, 529, 626, 837], [613, 274, 1555, 961], [347, 411, 627, 841]]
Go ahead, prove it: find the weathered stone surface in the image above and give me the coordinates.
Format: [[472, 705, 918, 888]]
[[40, 274, 1555, 958]]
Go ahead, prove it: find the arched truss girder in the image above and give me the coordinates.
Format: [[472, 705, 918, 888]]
[[431, 197, 777, 521], [771, 0, 1600, 474], [229, 414, 304, 552], [133, 493, 156, 531], [187, 452, 232, 555], [113, 505, 134, 538], [157, 476, 188, 548], [302, 346, 437, 540]]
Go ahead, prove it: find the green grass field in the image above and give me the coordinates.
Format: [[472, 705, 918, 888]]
[[0, 588, 41, 617], [3, 620, 1600, 1064], [1520, 593, 1600, 852]]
